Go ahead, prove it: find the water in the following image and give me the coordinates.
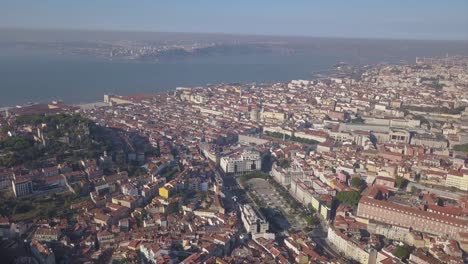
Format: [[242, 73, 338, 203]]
[[0, 39, 467, 107]]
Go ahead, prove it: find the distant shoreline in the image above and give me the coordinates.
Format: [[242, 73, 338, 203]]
[[2, 37, 467, 107]]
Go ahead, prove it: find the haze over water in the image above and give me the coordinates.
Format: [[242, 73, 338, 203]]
[[1, 30, 467, 107]]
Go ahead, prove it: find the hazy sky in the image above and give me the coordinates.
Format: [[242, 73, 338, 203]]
[[1, 0, 467, 40]]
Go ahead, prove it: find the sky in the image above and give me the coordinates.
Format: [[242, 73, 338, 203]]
[[0, 0, 467, 40]]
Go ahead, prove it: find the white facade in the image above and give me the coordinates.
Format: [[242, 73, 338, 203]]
[[445, 173, 468, 191], [220, 150, 261, 174], [327, 227, 377, 264], [240, 204, 269, 235]]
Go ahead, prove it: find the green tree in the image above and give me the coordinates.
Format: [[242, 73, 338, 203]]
[[453, 144, 468, 153], [393, 245, 411, 260], [305, 215, 319, 226], [336, 191, 361, 207], [350, 177, 364, 189], [278, 159, 291, 168], [166, 202, 180, 215], [395, 176, 406, 188], [308, 203, 317, 214]]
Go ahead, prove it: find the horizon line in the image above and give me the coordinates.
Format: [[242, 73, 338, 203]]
[[1, 26, 468, 42]]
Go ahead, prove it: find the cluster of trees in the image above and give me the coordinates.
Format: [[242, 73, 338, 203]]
[[453, 144, 468, 153], [419, 76, 445, 90], [238, 171, 270, 187], [413, 115, 431, 129], [350, 177, 367, 191], [166, 202, 181, 215], [0, 136, 41, 167], [395, 176, 407, 188], [305, 214, 319, 226], [277, 159, 291, 169], [0, 191, 77, 221], [336, 190, 361, 207], [350, 116, 365, 124], [0, 114, 115, 168], [265, 131, 319, 145], [16, 113, 91, 127], [392, 245, 411, 260]]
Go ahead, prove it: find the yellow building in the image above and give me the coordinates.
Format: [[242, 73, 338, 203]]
[[261, 111, 286, 123], [159, 185, 172, 199], [320, 204, 331, 220], [104, 95, 132, 105], [311, 195, 321, 212]]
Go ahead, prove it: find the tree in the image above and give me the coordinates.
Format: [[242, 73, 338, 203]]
[[278, 159, 291, 168], [453, 144, 468, 153], [395, 176, 406, 188], [306, 215, 319, 226], [393, 245, 411, 260], [308, 203, 317, 214], [336, 191, 361, 207], [350, 116, 365, 124], [166, 202, 180, 215], [353, 162, 360, 169], [135, 214, 143, 228], [350, 177, 364, 189]]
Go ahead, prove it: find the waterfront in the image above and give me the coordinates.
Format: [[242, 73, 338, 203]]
[[1, 37, 468, 107]]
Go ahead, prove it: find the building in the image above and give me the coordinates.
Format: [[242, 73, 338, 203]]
[[12, 179, 33, 197], [140, 243, 170, 264], [240, 204, 269, 235], [411, 134, 448, 149], [220, 150, 261, 174], [159, 184, 173, 199], [261, 111, 285, 123], [389, 129, 411, 144], [409, 249, 443, 264], [270, 164, 291, 186], [374, 176, 395, 188], [33, 227, 60, 242], [200, 143, 219, 164], [97, 230, 115, 246], [327, 227, 377, 264], [357, 197, 468, 240], [112, 196, 138, 209], [31, 240, 55, 264], [294, 130, 328, 143], [445, 171, 468, 191]]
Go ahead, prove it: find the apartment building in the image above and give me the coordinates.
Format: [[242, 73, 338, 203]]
[[357, 197, 467, 239], [240, 204, 269, 235], [220, 150, 261, 174]]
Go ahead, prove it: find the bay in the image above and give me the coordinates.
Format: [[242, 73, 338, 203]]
[[0, 38, 467, 107]]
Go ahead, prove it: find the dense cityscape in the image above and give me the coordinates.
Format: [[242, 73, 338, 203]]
[[0, 55, 467, 263]]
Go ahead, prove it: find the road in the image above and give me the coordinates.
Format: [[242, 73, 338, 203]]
[[210, 162, 249, 213], [211, 162, 341, 258], [309, 222, 341, 259]]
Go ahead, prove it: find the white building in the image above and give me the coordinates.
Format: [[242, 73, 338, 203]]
[[445, 171, 468, 191], [220, 150, 261, 174], [240, 204, 269, 235], [327, 227, 377, 264]]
